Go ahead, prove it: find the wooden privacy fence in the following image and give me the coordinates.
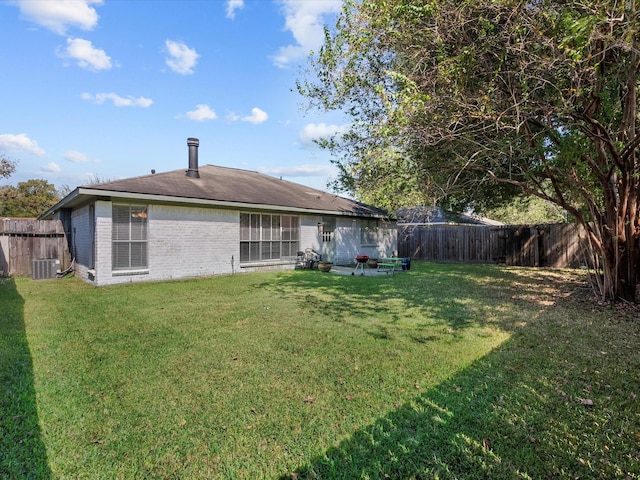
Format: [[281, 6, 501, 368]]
[[398, 223, 586, 268], [0, 218, 71, 277]]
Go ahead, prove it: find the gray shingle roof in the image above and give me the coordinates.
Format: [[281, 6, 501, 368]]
[[396, 206, 503, 226], [51, 165, 389, 218]]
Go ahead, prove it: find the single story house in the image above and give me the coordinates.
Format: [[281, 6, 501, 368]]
[[41, 138, 396, 286]]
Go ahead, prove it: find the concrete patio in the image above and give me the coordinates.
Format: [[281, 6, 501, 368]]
[[319, 265, 402, 276]]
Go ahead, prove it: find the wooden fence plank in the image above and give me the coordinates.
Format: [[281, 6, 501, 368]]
[[0, 219, 71, 277], [398, 223, 585, 268]]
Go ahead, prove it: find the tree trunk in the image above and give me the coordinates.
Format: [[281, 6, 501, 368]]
[[618, 228, 639, 301], [616, 0, 640, 302], [584, 197, 638, 303]]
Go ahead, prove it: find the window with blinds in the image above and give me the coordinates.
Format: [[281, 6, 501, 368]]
[[360, 218, 379, 246], [240, 213, 299, 262], [281, 215, 299, 257], [112, 205, 148, 270]]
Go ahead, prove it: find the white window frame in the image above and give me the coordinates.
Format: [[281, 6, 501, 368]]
[[360, 219, 379, 246], [112, 204, 148, 271], [240, 213, 299, 263]]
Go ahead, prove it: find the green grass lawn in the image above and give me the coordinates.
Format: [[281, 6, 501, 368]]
[[1, 262, 639, 479]]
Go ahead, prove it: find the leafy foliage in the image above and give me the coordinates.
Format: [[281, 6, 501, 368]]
[[483, 194, 568, 225], [0, 179, 60, 218], [0, 155, 16, 179], [299, 0, 640, 301]]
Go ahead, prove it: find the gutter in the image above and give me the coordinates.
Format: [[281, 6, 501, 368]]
[[40, 188, 392, 220]]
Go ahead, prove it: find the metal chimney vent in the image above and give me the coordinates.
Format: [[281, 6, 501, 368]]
[[32, 259, 60, 280], [186, 137, 200, 178]]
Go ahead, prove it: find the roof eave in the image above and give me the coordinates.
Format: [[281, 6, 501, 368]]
[[38, 187, 82, 219], [43, 188, 391, 219]]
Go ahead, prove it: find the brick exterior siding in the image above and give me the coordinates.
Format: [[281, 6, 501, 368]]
[[70, 200, 397, 286]]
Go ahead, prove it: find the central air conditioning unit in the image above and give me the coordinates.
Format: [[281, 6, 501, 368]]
[[32, 259, 60, 280]]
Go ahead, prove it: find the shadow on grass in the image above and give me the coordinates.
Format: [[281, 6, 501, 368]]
[[0, 278, 51, 479], [283, 316, 639, 479], [266, 262, 578, 335], [272, 263, 638, 479]]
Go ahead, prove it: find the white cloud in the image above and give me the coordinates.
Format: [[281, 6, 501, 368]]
[[0, 133, 46, 156], [273, 0, 342, 68], [164, 40, 199, 75], [64, 150, 97, 163], [42, 161, 61, 173], [298, 122, 348, 147], [227, 107, 268, 124], [57, 37, 111, 71], [15, 0, 102, 35], [226, 0, 244, 19], [64, 150, 87, 163], [82, 92, 153, 108], [258, 164, 334, 177], [186, 104, 217, 122], [242, 107, 268, 124]]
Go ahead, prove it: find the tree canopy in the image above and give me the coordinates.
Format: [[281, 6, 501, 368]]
[[1, 155, 16, 179], [299, 0, 640, 302], [0, 179, 60, 218]]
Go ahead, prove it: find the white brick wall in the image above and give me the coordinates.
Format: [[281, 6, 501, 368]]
[[70, 205, 95, 282], [293, 215, 398, 266], [93, 201, 112, 285], [285, 215, 399, 266], [300, 215, 322, 256], [87, 202, 239, 286], [72, 200, 398, 286], [71, 205, 90, 265], [147, 204, 239, 281], [333, 218, 397, 265]]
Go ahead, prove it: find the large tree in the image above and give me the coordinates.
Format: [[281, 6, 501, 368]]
[[299, 0, 640, 302], [0, 179, 60, 218]]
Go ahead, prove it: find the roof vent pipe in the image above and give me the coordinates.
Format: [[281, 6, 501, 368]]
[[186, 137, 200, 178]]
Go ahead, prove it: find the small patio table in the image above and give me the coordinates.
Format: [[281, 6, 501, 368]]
[[377, 257, 402, 274]]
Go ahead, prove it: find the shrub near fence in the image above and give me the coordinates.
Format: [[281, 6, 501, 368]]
[[398, 223, 585, 268], [0, 218, 71, 277]]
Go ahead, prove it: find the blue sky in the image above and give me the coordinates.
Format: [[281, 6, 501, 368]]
[[0, 0, 348, 192]]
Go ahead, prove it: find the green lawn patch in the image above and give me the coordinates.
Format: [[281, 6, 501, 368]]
[[1, 262, 638, 478]]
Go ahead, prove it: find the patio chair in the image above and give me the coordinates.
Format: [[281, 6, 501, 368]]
[[295, 249, 321, 269], [296, 251, 306, 269]]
